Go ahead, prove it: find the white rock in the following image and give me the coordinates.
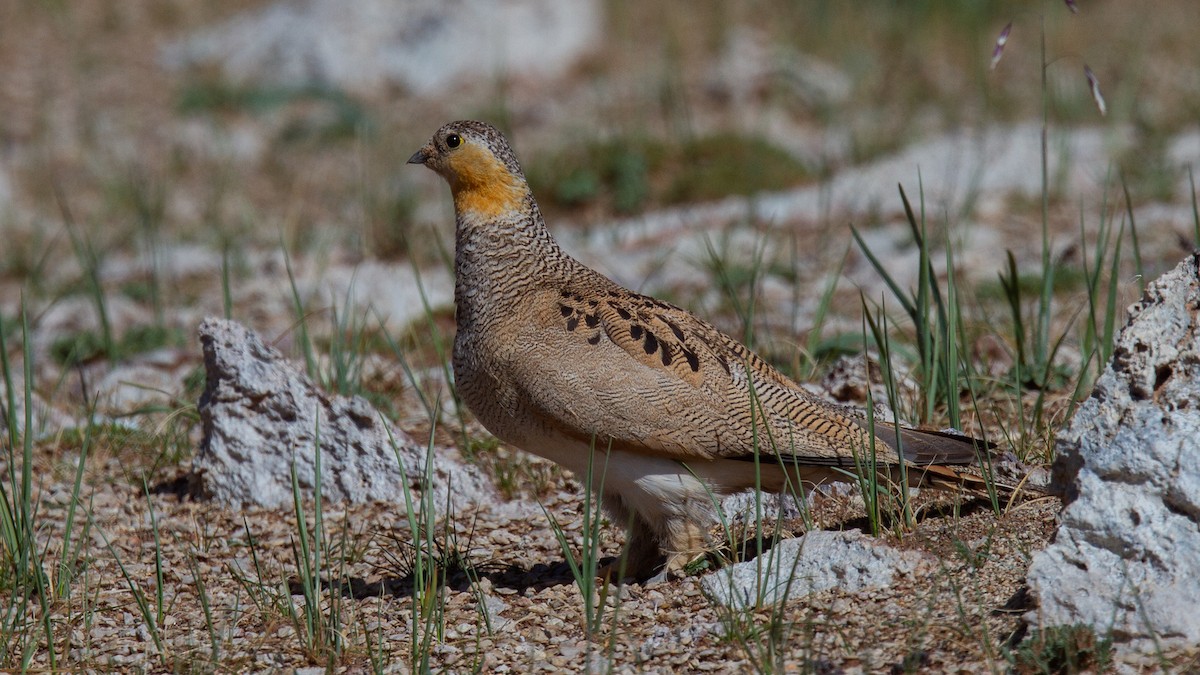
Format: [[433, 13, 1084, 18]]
[[320, 260, 454, 332], [1026, 253, 1200, 657], [35, 296, 152, 348], [161, 0, 601, 96], [479, 594, 513, 631], [92, 348, 194, 416], [172, 119, 267, 166], [1167, 127, 1200, 168], [701, 530, 931, 610], [193, 318, 494, 511], [559, 124, 1133, 296], [0, 375, 80, 440], [100, 243, 225, 287], [706, 27, 852, 108]]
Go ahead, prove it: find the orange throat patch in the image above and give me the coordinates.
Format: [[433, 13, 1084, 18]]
[[449, 144, 527, 219]]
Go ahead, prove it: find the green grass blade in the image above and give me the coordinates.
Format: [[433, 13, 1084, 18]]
[[1190, 165, 1200, 249], [1120, 175, 1145, 292], [221, 241, 235, 320], [142, 480, 165, 627], [96, 524, 165, 663], [851, 225, 917, 319], [283, 241, 317, 379], [802, 244, 848, 378], [55, 410, 94, 599]]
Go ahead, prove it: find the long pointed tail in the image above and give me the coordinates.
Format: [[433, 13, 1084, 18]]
[[905, 463, 1049, 503], [868, 423, 1050, 501]]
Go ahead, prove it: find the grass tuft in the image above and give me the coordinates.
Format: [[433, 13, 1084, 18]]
[[1010, 624, 1113, 675]]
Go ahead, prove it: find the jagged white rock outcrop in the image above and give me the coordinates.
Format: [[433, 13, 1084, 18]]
[[161, 0, 601, 96], [194, 317, 493, 511], [1026, 253, 1200, 657]]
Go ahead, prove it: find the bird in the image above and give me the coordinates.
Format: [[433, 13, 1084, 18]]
[[408, 120, 1015, 582]]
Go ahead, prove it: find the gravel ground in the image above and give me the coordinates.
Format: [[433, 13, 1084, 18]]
[[20, 436, 1066, 672]]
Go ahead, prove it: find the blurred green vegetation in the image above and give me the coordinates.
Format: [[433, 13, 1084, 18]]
[[527, 133, 811, 216], [50, 325, 184, 367], [178, 80, 372, 143]]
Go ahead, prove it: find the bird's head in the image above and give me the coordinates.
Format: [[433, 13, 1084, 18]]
[[408, 120, 530, 219]]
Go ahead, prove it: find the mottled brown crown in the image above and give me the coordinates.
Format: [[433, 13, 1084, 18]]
[[435, 120, 524, 178]]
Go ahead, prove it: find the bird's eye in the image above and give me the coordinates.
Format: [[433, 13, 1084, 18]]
[[445, 133, 461, 149]]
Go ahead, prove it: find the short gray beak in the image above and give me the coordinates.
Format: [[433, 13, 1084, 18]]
[[407, 148, 431, 165]]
